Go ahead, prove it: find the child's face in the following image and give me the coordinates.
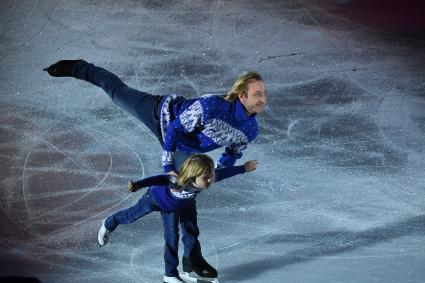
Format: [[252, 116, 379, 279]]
[[194, 171, 215, 189]]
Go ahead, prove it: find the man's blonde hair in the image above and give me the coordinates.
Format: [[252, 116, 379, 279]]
[[176, 154, 214, 187], [224, 71, 263, 102]]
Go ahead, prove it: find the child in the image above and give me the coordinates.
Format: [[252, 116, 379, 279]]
[[97, 154, 257, 283]]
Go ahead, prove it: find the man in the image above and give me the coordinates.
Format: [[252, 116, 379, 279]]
[[44, 59, 266, 281]]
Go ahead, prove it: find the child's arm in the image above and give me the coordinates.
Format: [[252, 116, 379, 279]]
[[128, 174, 172, 192], [214, 160, 257, 182], [243, 160, 257, 173]]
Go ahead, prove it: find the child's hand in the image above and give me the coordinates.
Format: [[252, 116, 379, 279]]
[[244, 160, 257, 172], [128, 180, 140, 192]]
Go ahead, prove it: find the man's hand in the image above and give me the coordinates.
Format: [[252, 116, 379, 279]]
[[244, 160, 257, 173], [128, 180, 140, 192], [167, 170, 178, 177]]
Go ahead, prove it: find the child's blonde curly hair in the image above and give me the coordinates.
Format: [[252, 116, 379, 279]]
[[176, 154, 214, 187]]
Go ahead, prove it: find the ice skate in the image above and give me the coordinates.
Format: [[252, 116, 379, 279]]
[[97, 219, 111, 246], [179, 272, 219, 283], [163, 275, 187, 283], [180, 256, 219, 283], [43, 59, 86, 77]]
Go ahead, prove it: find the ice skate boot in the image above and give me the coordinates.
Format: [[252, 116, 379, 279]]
[[180, 255, 219, 283], [97, 219, 111, 246], [163, 275, 187, 283], [43, 59, 86, 77]]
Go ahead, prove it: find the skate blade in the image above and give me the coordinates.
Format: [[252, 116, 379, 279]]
[[179, 272, 219, 283]]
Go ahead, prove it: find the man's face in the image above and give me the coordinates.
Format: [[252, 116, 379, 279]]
[[239, 80, 267, 115]]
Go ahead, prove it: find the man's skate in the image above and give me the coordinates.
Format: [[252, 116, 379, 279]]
[[180, 255, 219, 283], [43, 59, 86, 77]]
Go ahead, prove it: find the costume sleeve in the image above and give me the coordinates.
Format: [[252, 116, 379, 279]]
[[216, 143, 248, 168], [214, 165, 246, 182], [133, 174, 172, 188], [162, 100, 205, 172]]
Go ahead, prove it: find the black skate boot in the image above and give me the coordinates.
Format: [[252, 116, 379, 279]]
[[183, 255, 218, 278], [43, 59, 86, 77]]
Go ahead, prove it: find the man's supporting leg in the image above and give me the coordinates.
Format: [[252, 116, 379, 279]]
[[180, 201, 201, 258], [180, 202, 217, 278]]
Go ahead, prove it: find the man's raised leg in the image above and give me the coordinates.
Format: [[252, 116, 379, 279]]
[[44, 60, 163, 141]]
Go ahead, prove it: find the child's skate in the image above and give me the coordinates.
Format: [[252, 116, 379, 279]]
[[97, 219, 111, 246], [163, 275, 186, 283]]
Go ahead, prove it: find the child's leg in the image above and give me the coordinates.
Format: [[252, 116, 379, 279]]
[[73, 62, 163, 142], [105, 189, 159, 232], [161, 211, 180, 277]]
